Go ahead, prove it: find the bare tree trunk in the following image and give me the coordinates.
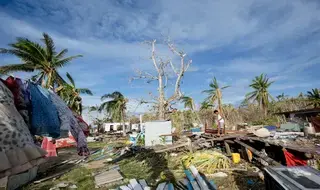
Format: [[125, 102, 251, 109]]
[[122, 110, 126, 136], [158, 74, 166, 120], [131, 39, 192, 120]]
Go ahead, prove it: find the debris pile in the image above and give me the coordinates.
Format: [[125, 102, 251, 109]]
[[182, 151, 231, 173]]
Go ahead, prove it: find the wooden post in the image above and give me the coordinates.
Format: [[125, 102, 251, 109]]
[[224, 141, 232, 156], [187, 138, 193, 153]]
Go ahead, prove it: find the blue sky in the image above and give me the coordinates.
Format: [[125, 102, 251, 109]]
[[1, 0, 320, 122]]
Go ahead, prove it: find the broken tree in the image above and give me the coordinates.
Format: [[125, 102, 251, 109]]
[[131, 39, 192, 120]]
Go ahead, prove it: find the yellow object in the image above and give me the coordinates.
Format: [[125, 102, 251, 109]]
[[232, 153, 241, 164], [247, 149, 253, 162], [181, 151, 231, 174]]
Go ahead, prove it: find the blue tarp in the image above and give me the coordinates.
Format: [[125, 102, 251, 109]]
[[28, 83, 60, 138]]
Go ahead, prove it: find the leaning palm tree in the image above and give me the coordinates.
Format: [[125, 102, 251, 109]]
[[307, 88, 320, 108], [202, 77, 230, 114], [246, 74, 274, 115], [57, 72, 93, 115], [0, 33, 82, 88], [99, 91, 128, 136]]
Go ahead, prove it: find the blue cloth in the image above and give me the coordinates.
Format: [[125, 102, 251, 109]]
[[191, 127, 201, 132], [28, 83, 60, 138], [264, 126, 277, 131]]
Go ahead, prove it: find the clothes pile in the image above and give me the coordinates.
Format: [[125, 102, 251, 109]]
[[0, 76, 90, 160]]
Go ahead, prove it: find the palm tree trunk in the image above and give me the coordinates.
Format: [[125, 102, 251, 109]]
[[193, 102, 202, 125]]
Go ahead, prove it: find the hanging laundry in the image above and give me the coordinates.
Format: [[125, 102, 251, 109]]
[[0, 81, 47, 178], [27, 83, 60, 138], [76, 115, 90, 137], [41, 137, 57, 157], [1, 76, 31, 128], [69, 118, 90, 156], [48, 90, 75, 137]]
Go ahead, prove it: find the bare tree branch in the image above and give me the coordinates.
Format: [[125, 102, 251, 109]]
[[130, 69, 158, 83], [131, 38, 193, 120]]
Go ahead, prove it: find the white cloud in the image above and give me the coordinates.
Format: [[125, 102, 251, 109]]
[[1, 0, 320, 111]]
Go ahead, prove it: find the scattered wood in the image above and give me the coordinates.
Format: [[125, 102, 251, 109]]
[[224, 141, 232, 156], [94, 170, 123, 187], [246, 137, 320, 154], [234, 140, 281, 166], [225, 140, 234, 144], [155, 141, 189, 153], [34, 168, 73, 184]]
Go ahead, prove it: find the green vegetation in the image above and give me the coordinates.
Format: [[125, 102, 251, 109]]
[[202, 77, 230, 114], [246, 74, 274, 116], [57, 72, 93, 115], [0, 33, 82, 88], [307, 88, 320, 108]]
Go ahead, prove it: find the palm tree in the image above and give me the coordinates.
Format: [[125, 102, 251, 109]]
[[57, 72, 93, 115], [181, 96, 195, 110], [180, 96, 202, 124], [307, 88, 320, 108], [99, 91, 128, 136], [200, 101, 213, 110], [0, 33, 82, 88], [246, 74, 274, 115], [202, 77, 230, 114]]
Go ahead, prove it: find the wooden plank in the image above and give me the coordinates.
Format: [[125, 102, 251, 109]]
[[34, 168, 73, 184], [224, 141, 232, 156], [225, 140, 234, 144], [247, 137, 319, 154], [95, 170, 123, 186], [234, 140, 281, 166], [155, 142, 189, 153]]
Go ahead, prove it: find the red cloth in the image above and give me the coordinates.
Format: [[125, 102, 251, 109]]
[[56, 132, 76, 148], [283, 149, 307, 166], [41, 137, 57, 157], [2, 76, 20, 106]]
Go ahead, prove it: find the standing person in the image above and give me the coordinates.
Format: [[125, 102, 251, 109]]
[[214, 110, 225, 135]]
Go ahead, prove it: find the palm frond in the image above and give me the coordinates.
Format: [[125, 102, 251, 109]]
[[78, 88, 93, 95], [66, 72, 75, 87], [53, 55, 83, 68], [56, 49, 68, 59], [221, 85, 231, 89], [101, 91, 124, 101], [41, 33, 56, 61], [0, 63, 34, 74]]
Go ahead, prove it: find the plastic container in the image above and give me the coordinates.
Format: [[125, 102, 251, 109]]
[[232, 153, 241, 164]]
